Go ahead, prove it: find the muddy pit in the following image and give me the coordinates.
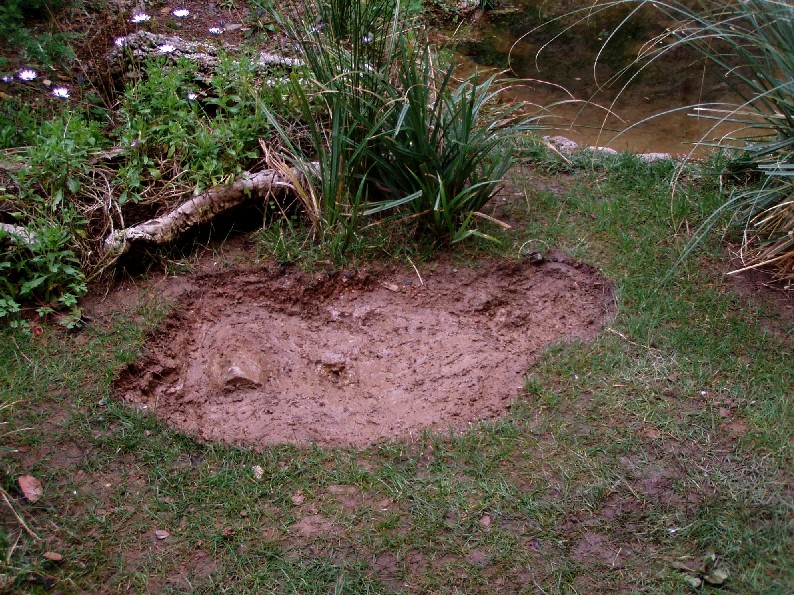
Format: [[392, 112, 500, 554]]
[[115, 253, 614, 448]]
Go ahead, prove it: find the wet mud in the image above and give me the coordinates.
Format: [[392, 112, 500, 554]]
[[115, 253, 614, 448]]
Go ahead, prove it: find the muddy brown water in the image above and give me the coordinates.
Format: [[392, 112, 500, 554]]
[[457, 2, 744, 154], [115, 253, 614, 448]]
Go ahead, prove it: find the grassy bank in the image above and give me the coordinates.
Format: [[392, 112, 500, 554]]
[[2, 153, 791, 593]]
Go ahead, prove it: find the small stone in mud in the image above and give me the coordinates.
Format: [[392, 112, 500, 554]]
[[527, 252, 544, 265], [216, 355, 266, 390], [155, 529, 170, 540]]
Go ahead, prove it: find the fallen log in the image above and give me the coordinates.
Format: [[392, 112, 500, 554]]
[[103, 167, 310, 255], [107, 31, 303, 78]]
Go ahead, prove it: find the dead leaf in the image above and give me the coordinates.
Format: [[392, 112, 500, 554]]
[[671, 559, 700, 573], [221, 526, 235, 538], [704, 567, 729, 585], [479, 515, 491, 529], [291, 491, 305, 506], [42, 552, 63, 562], [683, 575, 702, 588], [18, 475, 43, 503], [702, 552, 717, 572], [381, 282, 400, 292], [252, 465, 264, 480]]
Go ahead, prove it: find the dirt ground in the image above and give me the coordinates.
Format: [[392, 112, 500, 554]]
[[112, 251, 614, 448]]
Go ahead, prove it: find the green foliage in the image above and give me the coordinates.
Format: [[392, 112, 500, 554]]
[[368, 42, 530, 241], [0, 99, 43, 149], [2, 51, 288, 291], [0, 0, 76, 69], [0, 0, 70, 24], [0, 222, 87, 325], [12, 28, 77, 68], [115, 56, 276, 203], [262, 0, 536, 248], [19, 113, 108, 208]]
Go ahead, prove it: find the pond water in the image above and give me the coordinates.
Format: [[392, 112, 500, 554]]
[[455, 2, 743, 154]]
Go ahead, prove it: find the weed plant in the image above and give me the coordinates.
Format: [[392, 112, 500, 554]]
[[116, 55, 277, 204], [20, 114, 108, 208], [0, 100, 43, 150], [0, 222, 87, 327], [0, 0, 76, 69]]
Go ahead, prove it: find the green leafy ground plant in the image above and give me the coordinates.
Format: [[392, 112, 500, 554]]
[[0, 222, 87, 327], [0, 0, 76, 69], [2, 50, 286, 316]]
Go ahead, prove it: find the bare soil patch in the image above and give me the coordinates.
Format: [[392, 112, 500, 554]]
[[115, 252, 613, 448]]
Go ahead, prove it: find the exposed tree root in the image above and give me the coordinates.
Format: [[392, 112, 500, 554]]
[[103, 168, 306, 255]]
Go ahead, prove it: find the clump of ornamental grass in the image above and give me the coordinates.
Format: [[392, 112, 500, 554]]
[[257, 0, 538, 249]]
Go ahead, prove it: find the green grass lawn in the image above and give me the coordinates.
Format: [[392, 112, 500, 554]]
[[2, 154, 791, 593]]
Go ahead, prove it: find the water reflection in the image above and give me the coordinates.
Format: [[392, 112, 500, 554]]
[[455, 3, 743, 154]]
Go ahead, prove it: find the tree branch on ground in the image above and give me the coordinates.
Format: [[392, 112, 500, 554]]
[[103, 166, 315, 255]]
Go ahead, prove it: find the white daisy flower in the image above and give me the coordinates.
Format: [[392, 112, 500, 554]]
[[131, 13, 151, 24], [208, 27, 223, 35], [186, 92, 198, 100], [18, 69, 37, 81], [114, 37, 127, 48], [172, 8, 190, 17], [52, 87, 70, 98], [158, 44, 176, 54]]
